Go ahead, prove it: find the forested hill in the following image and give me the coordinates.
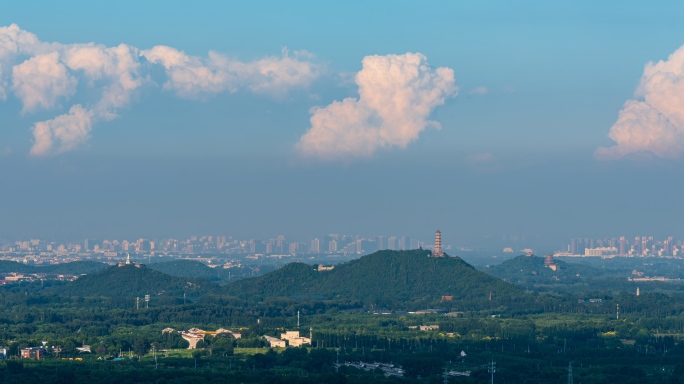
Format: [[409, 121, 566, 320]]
[[148, 260, 222, 280], [39, 261, 109, 274], [0, 260, 35, 273], [485, 255, 604, 285], [51, 264, 219, 297], [0, 260, 107, 275], [224, 249, 525, 309]]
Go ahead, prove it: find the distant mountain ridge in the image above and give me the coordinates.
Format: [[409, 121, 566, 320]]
[[224, 249, 524, 309]]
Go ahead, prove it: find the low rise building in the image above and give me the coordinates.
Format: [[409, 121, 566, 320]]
[[20, 347, 45, 359], [280, 331, 311, 347], [264, 335, 286, 348]]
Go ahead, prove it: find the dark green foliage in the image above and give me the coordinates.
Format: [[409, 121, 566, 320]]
[[0, 261, 35, 274], [39, 261, 108, 275], [486, 255, 602, 285], [0, 260, 107, 275], [225, 250, 524, 309], [49, 264, 219, 298], [148, 260, 223, 281]]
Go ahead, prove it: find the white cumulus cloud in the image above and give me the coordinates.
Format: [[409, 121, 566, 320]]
[[30, 105, 93, 156], [0, 24, 321, 156], [297, 52, 457, 160], [596, 45, 684, 159], [142, 46, 320, 98], [12, 52, 77, 112]]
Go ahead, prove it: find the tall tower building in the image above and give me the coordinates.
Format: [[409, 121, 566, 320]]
[[433, 230, 444, 257], [310, 238, 320, 254]]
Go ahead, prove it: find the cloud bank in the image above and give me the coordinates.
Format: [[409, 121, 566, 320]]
[[596, 45, 684, 159], [297, 53, 457, 160], [0, 24, 320, 156]]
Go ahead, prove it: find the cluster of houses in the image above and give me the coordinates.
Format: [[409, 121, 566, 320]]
[[408, 325, 440, 331], [0, 272, 79, 285], [338, 361, 404, 378], [0, 343, 89, 360]]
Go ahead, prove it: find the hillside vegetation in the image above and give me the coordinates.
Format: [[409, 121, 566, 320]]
[[486, 255, 602, 284], [52, 264, 218, 298], [225, 249, 526, 309], [148, 260, 222, 280], [0, 260, 107, 275]]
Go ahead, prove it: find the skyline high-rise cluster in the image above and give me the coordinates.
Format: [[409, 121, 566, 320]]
[[1, 232, 436, 257], [567, 235, 679, 257]]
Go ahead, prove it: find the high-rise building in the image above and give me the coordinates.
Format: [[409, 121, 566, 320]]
[[433, 230, 444, 257], [398, 237, 407, 250], [619, 236, 627, 255], [377, 236, 385, 251], [387, 236, 397, 250], [328, 240, 337, 253], [310, 238, 320, 253]]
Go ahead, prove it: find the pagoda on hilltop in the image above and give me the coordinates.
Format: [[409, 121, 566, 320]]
[[117, 253, 142, 268], [432, 230, 444, 257]]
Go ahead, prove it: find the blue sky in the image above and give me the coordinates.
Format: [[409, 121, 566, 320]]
[[1, 1, 684, 248]]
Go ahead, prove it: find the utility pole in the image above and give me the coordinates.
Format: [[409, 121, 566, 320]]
[[488, 360, 496, 384], [567, 362, 573, 384]]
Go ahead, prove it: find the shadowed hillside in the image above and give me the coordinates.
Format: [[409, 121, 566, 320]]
[[148, 259, 222, 280], [52, 264, 219, 297], [0, 260, 107, 275], [485, 255, 602, 284], [224, 249, 526, 309]]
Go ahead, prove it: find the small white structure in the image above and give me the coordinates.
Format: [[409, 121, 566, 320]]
[[264, 335, 286, 348], [419, 325, 440, 331]]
